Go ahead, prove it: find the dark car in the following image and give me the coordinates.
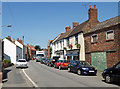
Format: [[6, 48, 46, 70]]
[[40, 58, 46, 64], [102, 61, 120, 83], [68, 60, 97, 75], [47, 59, 58, 67]]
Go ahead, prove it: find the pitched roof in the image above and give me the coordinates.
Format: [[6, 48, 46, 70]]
[[56, 29, 73, 41], [88, 16, 120, 33], [68, 20, 89, 37]]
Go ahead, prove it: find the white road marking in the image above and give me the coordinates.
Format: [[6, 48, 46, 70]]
[[22, 69, 39, 88]]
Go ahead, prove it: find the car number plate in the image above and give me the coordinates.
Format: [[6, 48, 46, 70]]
[[89, 70, 94, 72]]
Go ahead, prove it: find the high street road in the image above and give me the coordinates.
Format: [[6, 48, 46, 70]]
[[2, 60, 120, 88]]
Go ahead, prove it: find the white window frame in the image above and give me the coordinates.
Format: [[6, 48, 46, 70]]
[[106, 30, 114, 40], [91, 34, 98, 42]]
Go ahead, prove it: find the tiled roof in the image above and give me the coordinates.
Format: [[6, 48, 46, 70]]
[[88, 16, 120, 33], [56, 29, 73, 41], [68, 20, 89, 37]]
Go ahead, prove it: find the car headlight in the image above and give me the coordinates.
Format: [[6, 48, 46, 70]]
[[82, 68, 89, 70]]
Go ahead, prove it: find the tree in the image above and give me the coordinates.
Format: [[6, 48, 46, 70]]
[[34, 45, 41, 51], [49, 47, 52, 58]]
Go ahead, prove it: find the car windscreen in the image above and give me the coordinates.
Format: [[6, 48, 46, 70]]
[[77, 61, 90, 65], [37, 54, 44, 57], [17, 60, 26, 62]]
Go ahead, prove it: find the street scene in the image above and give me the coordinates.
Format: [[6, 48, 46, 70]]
[[0, 1, 120, 89]]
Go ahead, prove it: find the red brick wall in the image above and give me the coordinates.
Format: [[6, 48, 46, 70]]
[[84, 25, 120, 68]]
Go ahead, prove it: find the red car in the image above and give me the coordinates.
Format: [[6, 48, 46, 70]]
[[54, 60, 69, 70]]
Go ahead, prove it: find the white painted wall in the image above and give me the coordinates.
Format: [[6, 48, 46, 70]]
[[3, 39, 17, 64], [78, 33, 85, 61]]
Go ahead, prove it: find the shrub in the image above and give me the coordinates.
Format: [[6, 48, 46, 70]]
[[2, 59, 11, 65]]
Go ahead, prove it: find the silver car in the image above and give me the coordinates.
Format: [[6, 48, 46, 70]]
[[16, 59, 28, 68]]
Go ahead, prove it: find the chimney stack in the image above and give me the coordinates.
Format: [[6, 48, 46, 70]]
[[88, 5, 99, 28], [7, 36, 11, 41], [88, 5, 98, 21], [73, 22, 79, 28], [65, 26, 71, 32]]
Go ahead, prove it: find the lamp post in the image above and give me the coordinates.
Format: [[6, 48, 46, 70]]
[[0, 25, 12, 82]]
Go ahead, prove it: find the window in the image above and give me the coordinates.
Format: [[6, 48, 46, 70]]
[[60, 41, 62, 49], [106, 30, 114, 40], [67, 38, 69, 47], [75, 34, 78, 44], [91, 34, 98, 42]]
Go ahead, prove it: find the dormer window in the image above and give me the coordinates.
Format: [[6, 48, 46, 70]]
[[91, 34, 98, 42], [106, 30, 114, 40]]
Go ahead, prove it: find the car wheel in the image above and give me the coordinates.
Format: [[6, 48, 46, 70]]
[[105, 74, 112, 83], [77, 69, 81, 75], [68, 67, 71, 72], [49, 64, 51, 67], [54, 64, 56, 68], [59, 65, 61, 70]]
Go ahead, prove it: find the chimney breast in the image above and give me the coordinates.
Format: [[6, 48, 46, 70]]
[[65, 26, 71, 32], [88, 5, 98, 21], [7, 36, 11, 41], [73, 22, 79, 28]]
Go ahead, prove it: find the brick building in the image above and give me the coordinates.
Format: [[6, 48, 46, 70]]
[[84, 16, 120, 71]]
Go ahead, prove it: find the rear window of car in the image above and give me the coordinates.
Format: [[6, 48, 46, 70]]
[[18, 60, 26, 62], [62, 60, 69, 63]]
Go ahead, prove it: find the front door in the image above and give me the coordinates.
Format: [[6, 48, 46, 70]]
[[91, 52, 107, 71]]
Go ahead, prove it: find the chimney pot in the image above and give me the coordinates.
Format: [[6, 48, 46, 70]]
[[73, 22, 79, 28], [65, 26, 71, 32], [90, 5, 92, 8], [94, 5, 96, 9]]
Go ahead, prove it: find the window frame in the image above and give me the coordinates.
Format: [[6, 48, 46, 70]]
[[106, 30, 114, 40], [91, 34, 98, 43]]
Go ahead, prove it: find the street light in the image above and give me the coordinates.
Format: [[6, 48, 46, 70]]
[[0, 25, 12, 81]]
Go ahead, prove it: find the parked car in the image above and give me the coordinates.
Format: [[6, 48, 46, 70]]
[[36, 56, 42, 62], [68, 60, 97, 75], [16, 59, 28, 68], [54, 60, 69, 70], [40, 58, 46, 64], [102, 61, 120, 83], [46, 59, 53, 66]]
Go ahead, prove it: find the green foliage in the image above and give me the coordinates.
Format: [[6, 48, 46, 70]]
[[34, 45, 41, 51], [2, 59, 11, 65], [76, 44, 81, 49], [49, 47, 52, 54], [64, 47, 67, 50], [49, 47, 52, 58]]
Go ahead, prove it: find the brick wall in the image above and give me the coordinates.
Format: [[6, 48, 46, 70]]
[[84, 25, 120, 68]]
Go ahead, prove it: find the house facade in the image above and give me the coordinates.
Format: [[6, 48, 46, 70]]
[[84, 16, 120, 71], [3, 36, 22, 64], [49, 5, 99, 61]]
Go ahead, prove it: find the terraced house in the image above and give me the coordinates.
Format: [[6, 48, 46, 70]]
[[49, 5, 99, 61], [84, 16, 120, 71]]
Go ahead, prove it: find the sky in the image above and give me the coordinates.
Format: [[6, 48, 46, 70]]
[[2, 2, 119, 48]]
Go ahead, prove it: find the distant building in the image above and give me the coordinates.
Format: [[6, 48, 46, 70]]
[[3, 36, 22, 64]]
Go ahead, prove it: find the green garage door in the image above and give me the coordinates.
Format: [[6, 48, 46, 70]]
[[91, 52, 107, 71]]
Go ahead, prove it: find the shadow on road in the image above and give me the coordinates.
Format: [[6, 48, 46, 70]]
[[102, 80, 120, 86], [2, 69, 11, 83]]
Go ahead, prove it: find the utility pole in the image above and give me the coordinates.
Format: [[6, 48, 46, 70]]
[[22, 36, 24, 59]]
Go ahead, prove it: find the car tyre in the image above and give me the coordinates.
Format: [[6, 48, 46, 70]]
[[105, 74, 112, 83], [77, 69, 82, 75], [54, 64, 56, 68], [49, 64, 51, 67], [68, 67, 71, 72], [59, 65, 61, 70]]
